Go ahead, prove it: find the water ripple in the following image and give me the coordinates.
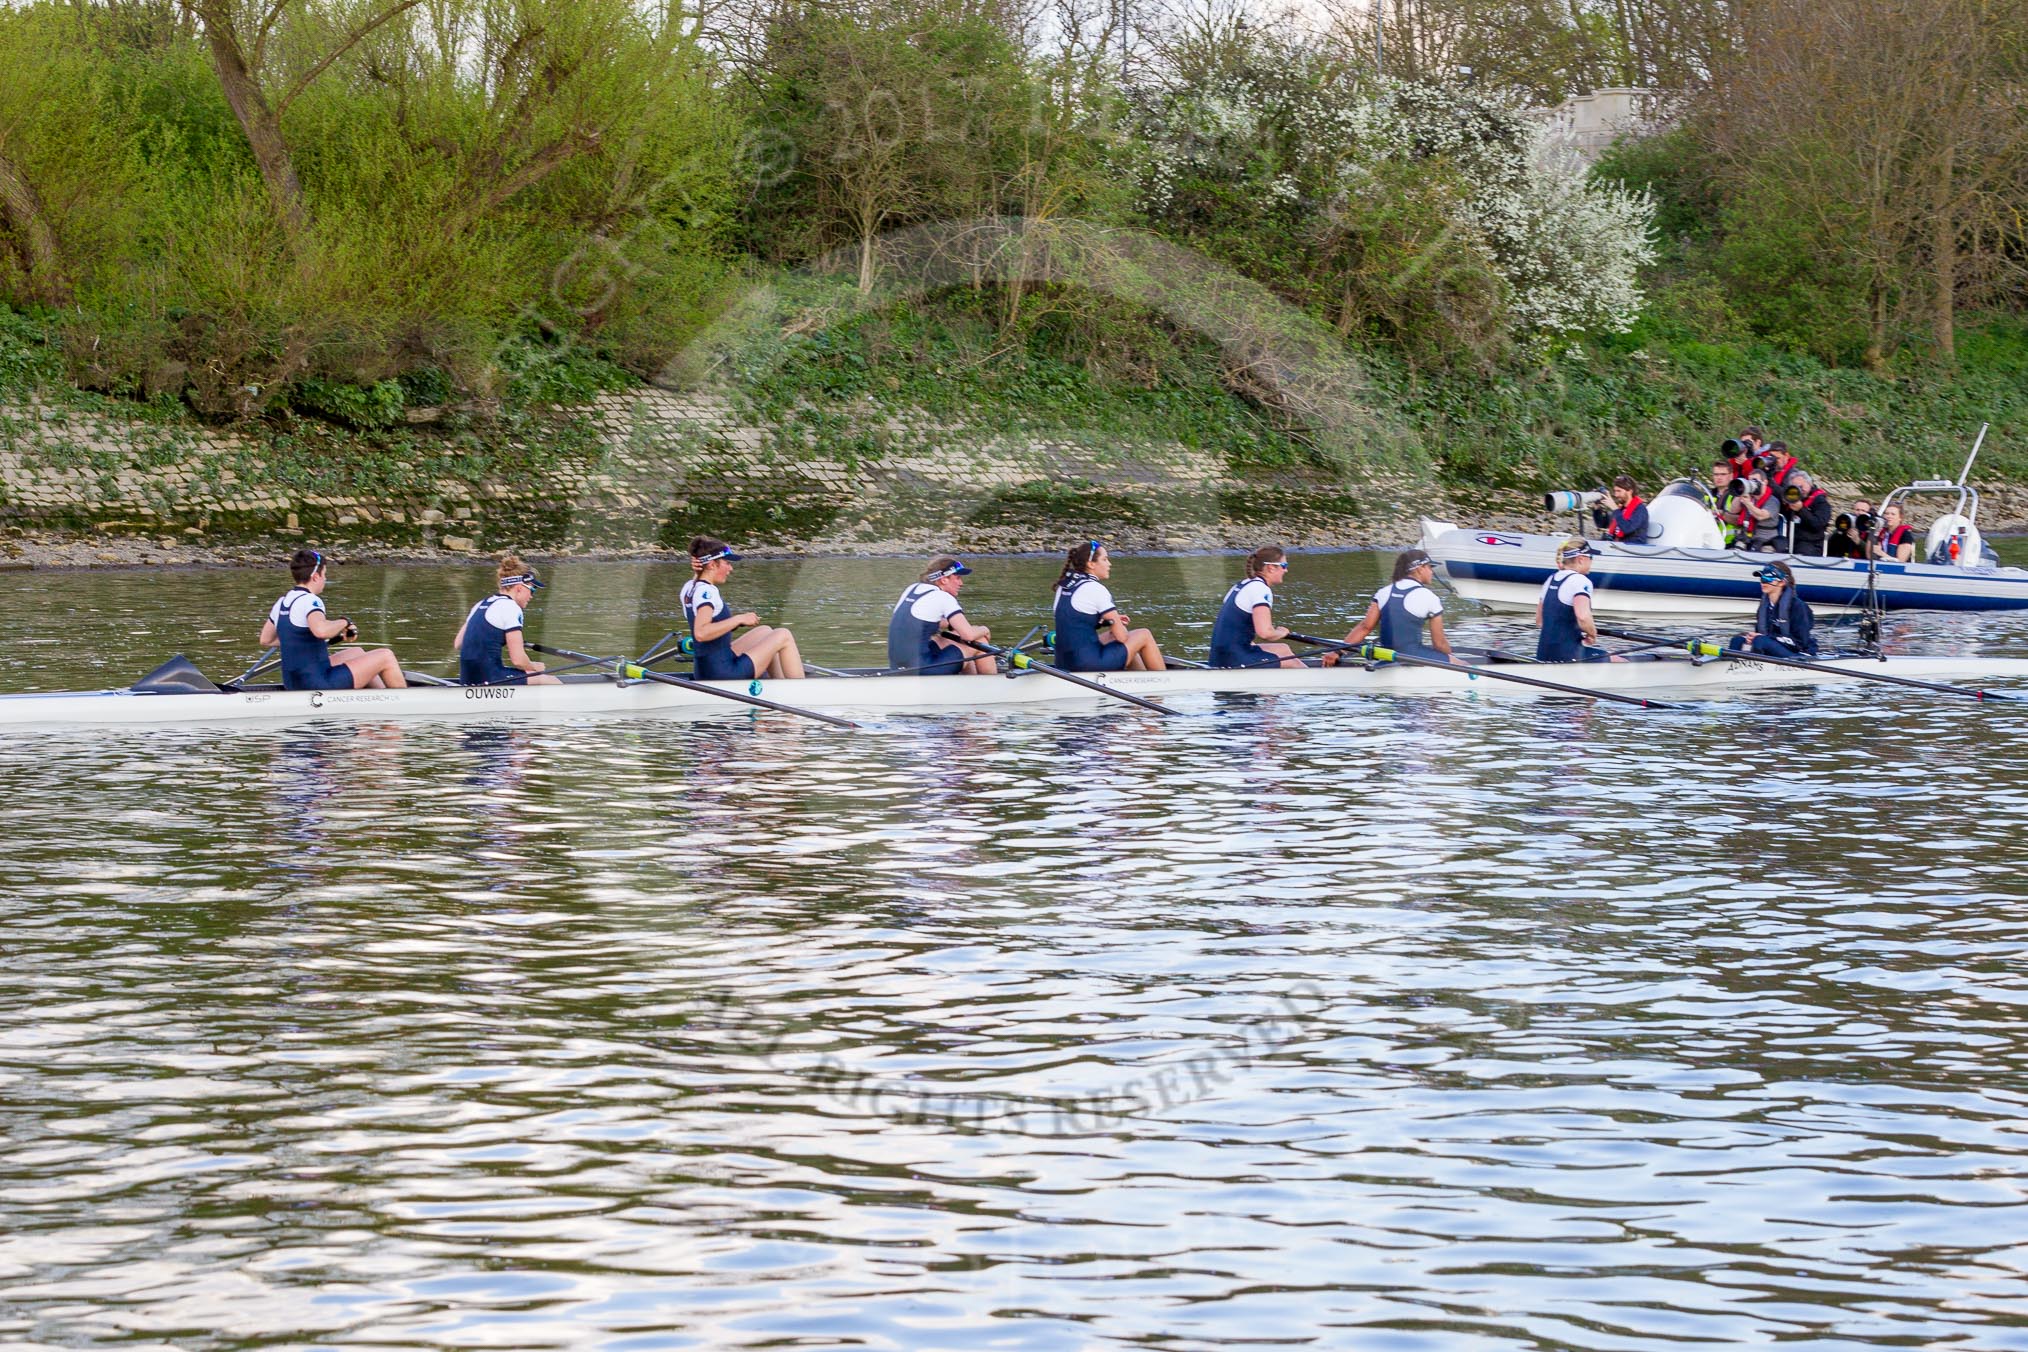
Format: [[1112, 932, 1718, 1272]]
[[4, 557, 2028, 1347]]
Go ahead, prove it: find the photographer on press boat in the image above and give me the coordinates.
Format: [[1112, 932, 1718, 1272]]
[[1734, 472, 1783, 551], [1829, 501, 1875, 560], [1710, 460, 1747, 543], [1591, 476, 1653, 543], [1871, 503, 1917, 563], [1757, 441, 1801, 492], [1722, 429, 1764, 484], [1781, 471, 1834, 556]]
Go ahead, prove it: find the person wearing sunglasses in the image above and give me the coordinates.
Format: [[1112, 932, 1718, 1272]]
[[1328, 548, 1453, 663], [889, 556, 995, 674], [1050, 540, 1167, 672], [257, 548, 408, 690], [1208, 545, 1301, 669], [1534, 537, 1622, 663], [454, 554, 560, 686], [681, 536, 807, 681], [1730, 561, 1817, 658]]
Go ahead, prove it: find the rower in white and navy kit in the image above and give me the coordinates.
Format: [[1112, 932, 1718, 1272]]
[[889, 556, 994, 674], [1050, 541, 1167, 672], [454, 554, 559, 686], [1534, 537, 1623, 663], [1334, 548, 1453, 661], [1207, 546, 1301, 669], [256, 548, 407, 690], [681, 536, 806, 681]]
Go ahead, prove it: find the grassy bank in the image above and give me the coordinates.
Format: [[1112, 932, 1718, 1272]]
[[1405, 317, 2028, 509], [6, 295, 2028, 555]]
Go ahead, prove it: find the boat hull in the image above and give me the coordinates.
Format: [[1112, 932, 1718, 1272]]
[[5, 656, 2028, 730], [1421, 519, 2028, 617]]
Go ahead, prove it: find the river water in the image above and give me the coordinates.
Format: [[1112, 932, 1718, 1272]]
[[3, 551, 2027, 1350]]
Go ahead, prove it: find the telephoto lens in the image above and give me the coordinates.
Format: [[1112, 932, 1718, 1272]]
[[1721, 437, 1743, 456]]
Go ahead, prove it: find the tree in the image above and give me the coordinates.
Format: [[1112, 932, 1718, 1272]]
[[172, 0, 434, 230], [1708, 0, 2027, 367], [751, 0, 1043, 292]]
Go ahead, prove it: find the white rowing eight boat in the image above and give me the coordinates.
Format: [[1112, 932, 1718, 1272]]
[[4, 652, 2026, 729]]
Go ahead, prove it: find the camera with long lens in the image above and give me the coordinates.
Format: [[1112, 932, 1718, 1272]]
[[1853, 512, 1877, 534], [1544, 488, 1606, 512], [1721, 437, 1743, 457]]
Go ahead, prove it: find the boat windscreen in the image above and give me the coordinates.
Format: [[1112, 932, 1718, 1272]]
[[1658, 478, 1715, 509]]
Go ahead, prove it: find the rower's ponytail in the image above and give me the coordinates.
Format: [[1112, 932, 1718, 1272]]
[[1055, 540, 1097, 590], [496, 553, 529, 584], [1243, 545, 1286, 580], [689, 536, 728, 572]]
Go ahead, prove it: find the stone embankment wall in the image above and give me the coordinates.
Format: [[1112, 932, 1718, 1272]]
[[0, 387, 1465, 565]]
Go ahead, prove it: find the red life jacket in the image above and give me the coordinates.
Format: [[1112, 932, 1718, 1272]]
[[1879, 523, 1913, 557], [1605, 494, 1646, 540], [1737, 486, 1774, 536]]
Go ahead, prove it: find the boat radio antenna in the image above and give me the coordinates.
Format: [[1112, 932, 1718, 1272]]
[[1958, 422, 1990, 487]]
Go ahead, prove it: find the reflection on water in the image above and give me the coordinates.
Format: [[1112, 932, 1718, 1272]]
[[3, 555, 2028, 1349]]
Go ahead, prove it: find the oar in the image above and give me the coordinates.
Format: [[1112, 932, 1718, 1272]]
[[1450, 644, 1538, 664], [478, 654, 614, 682], [222, 647, 279, 690], [940, 631, 1181, 716], [530, 644, 860, 728], [1597, 626, 2028, 703], [809, 641, 1050, 680], [637, 629, 689, 667], [1285, 632, 1683, 709]]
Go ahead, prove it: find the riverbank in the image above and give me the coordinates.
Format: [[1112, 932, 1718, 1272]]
[[11, 473, 2028, 569], [8, 297, 2028, 569]]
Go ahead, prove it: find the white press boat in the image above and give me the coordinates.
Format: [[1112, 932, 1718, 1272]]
[[3, 650, 2026, 729], [1424, 428, 2028, 618]]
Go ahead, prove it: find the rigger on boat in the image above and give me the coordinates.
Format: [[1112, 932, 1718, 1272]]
[[4, 537, 2027, 731]]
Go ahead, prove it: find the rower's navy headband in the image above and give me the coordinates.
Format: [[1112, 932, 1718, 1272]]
[[694, 547, 741, 564], [1755, 565, 1787, 583], [501, 572, 544, 590], [926, 560, 972, 580]]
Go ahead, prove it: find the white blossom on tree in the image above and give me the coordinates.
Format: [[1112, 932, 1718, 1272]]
[[1126, 48, 1656, 344]]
